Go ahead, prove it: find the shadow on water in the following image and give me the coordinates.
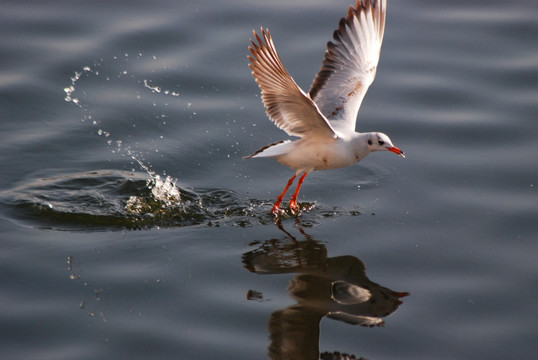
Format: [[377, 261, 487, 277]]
[[243, 222, 409, 360], [0, 170, 363, 231]]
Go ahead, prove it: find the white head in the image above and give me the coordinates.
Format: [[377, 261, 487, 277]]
[[366, 132, 405, 157]]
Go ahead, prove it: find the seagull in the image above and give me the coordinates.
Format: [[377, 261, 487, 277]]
[[245, 0, 404, 215]]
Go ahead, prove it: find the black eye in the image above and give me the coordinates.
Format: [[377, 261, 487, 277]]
[[378, 140, 384, 145], [367, 140, 372, 145]]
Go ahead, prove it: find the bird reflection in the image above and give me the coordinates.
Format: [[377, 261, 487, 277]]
[[243, 222, 409, 360]]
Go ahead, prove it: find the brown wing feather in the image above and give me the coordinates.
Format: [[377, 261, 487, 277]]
[[248, 28, 336, 139]]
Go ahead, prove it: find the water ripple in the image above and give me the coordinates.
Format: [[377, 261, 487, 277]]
[[0, 170, 362, 231]]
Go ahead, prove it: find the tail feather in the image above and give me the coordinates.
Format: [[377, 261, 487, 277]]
[[244, 140, 292, 159]]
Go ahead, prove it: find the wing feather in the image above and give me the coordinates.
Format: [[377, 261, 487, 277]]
[[248, 28, 336, 139], [309, 0, 387, 132]]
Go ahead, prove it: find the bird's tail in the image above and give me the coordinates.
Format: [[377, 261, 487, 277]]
[[244, 140, 292, 159]]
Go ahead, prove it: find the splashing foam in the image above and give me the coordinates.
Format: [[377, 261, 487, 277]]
[[150, 175, 181, 205], [125, 171, 183, 215], [125, 174, 182, 215]]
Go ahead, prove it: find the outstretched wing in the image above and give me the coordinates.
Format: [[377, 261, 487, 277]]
[[248, 28, 337, 139], [309, 0, 386, 132]]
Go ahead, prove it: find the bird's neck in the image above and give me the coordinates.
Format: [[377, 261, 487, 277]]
[[351, 133, 373, 161]]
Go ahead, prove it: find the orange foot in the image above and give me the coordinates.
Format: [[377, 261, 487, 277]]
[[289, 199, 299, 214], [271, 206, 281, 216], [271, 201, 284, 216]]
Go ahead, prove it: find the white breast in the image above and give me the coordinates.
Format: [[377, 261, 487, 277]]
[[276, 137, 360, 173]]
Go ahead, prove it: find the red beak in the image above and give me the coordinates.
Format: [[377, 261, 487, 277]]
[[388, 146, 405, 158]]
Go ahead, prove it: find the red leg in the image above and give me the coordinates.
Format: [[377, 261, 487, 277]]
[[271, 174, 297, 214], [289, 173, 307, 213]]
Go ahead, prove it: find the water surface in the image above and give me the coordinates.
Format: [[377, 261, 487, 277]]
[[1, 0, 537, 359]]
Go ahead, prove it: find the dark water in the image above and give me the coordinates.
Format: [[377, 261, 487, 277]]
[[1, 0, 537, 359]]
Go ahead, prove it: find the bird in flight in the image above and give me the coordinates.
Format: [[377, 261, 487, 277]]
[[245, 0, 404, 215]]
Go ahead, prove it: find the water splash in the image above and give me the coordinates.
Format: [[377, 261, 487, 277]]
[[125, 173, 183, 216], [149, 175, 181, 205], [63, 54, 185, 216], [143, 79, 180, 97], [64, 66, 92, 106]]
